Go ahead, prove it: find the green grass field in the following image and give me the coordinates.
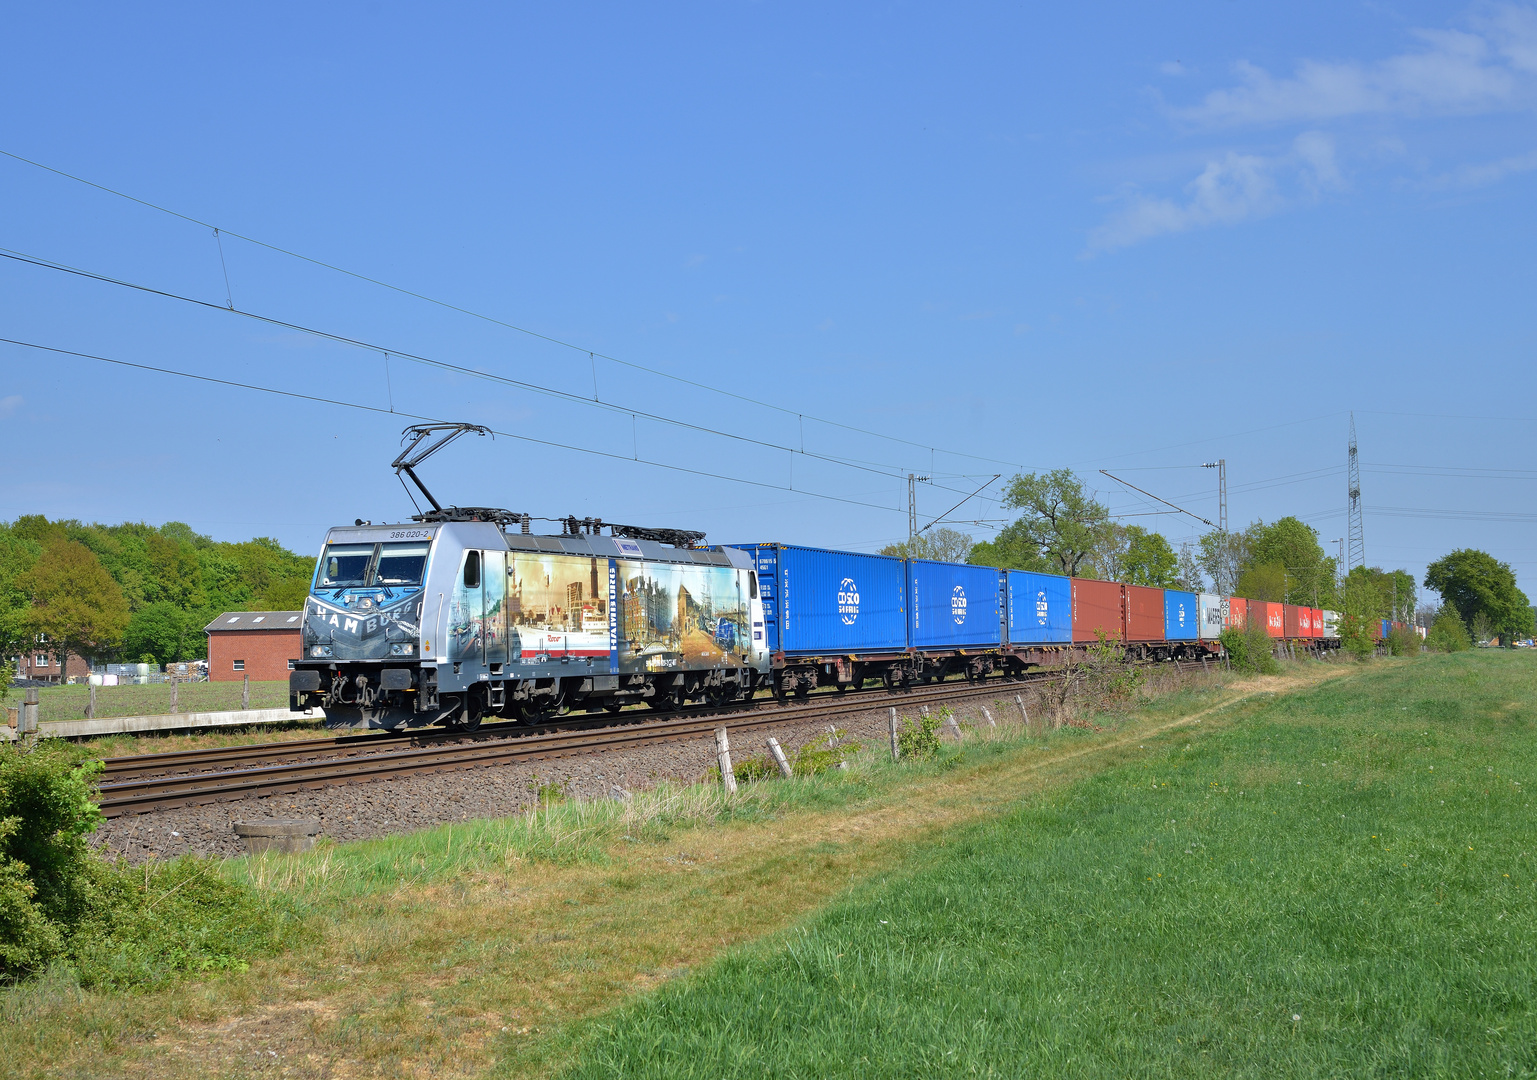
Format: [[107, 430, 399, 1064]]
[[542, 653, 1537, 1078], [21, 680, 290, 723]]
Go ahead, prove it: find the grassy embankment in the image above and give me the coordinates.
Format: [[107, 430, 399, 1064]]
[[5, 653, 1531, 1078], [541, 651, 1537, 1077]]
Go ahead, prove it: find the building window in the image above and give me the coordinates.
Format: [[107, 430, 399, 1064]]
[[35, 655, 48, 668], [287, 659, 296, 670], [233, 660, 245, 672]]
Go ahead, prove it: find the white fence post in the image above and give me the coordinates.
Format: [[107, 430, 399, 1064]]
[[888, 707, 900, 761], [715, 727, 737, 794], [767, 736, 793, 778]]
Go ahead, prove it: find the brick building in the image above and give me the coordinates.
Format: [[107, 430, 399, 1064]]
[[11, 647, 90, 683], [204, 611, 303, 682]]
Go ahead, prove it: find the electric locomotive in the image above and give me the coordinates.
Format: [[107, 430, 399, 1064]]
[[289, 424, 770, 729]]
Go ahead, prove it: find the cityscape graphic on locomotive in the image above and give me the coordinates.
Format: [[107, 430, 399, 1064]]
[[288, 420, 769, 730]]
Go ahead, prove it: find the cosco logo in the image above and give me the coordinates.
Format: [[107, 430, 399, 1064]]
[[1036, 590, 1049, 626], [951, 585, 967, 625], [838, 578, 860, 625]]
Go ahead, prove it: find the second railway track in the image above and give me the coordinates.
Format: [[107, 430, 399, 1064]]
[[96, 675, 1050, 818]]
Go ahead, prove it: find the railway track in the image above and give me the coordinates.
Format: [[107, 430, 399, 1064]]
[[95, 675, 1049, 818]]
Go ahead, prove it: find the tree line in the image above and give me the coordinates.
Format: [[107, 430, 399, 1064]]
[[0, 516, 314, 672], [883, 469, 1534, 645]]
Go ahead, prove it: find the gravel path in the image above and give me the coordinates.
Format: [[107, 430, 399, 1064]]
[[94, 692, 1025, 862]]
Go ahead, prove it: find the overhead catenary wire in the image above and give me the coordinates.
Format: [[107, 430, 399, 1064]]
[[0, 146, 1034, 474], [0, 245, 980, 498], [0, 336, 906, 516]]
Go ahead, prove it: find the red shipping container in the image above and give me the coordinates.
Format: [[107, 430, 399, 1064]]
[[1310, 607, 1323, 638], [1125, 585, 1164, 641], [1226, 597, 1247, 629], [1072, 579, 1123, 642], [1262, 602, 1284, 637], [1283, 604, 1301, 638]]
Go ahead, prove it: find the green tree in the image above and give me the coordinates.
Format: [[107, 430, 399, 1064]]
[[986, 469, 1110, 578], [3, 517, 317, 663], [16, 540, 130, 670], [880, 527, 975, 563], [1174, 540, 1205, 593], [1197, 529, 1250, 597], [120, 602, 195, 667], [966, 526, 1054, 574], [1246, 517, 1337, 607], [1235, 562, 1287, 602], [1096, 525, 1178, 587], [1340, 566, 1414, 622], [0, 525, 43, 661], [1424, 607, 1471, 653], [1424, 549, 1534, 647], [1339, 573, 1383, 659]]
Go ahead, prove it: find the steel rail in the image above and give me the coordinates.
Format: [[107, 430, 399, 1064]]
[[96, 676, 1049, 817]]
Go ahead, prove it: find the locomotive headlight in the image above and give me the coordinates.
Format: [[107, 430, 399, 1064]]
[[310, 645, 333, 658], [389, 643, 415, 656]]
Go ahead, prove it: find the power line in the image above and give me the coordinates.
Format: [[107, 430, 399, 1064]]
[[0, 146, 1034, 474], [0, 245, 977, 498], [1364, 462, 1537, 480], [0, 336, 907, 517]]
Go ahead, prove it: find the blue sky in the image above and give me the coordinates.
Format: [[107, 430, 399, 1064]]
[[1, 1, 1533, 600]]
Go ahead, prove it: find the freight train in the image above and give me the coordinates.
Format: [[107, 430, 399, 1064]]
[[288, 425, 1343, 730]]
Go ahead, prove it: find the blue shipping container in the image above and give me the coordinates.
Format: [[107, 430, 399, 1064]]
[[909, 560, 1002, 649], [726, 544, 908, 655], [1006, 570, 1072, 644], [1164, 590, 1198, 641]]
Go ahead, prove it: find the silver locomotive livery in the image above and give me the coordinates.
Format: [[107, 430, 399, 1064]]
[[290, 424, 768, 728]]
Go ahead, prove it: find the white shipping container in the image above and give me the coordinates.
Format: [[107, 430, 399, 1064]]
[[1197, 593, 1225, 640]]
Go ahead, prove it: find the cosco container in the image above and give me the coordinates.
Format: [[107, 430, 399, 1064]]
[[1125, 585, 1164, 641], [1283, 604, 1301, 638], [1164, 589, 1198, 641], [727, 544, 907, 655], [1072, 578, 1123, 642], [1198, 593, 1225, 640], [909, 560, 1001, 649], [1006, 570, 1072, 644]]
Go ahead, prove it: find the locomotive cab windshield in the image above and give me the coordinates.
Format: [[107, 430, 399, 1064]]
[[317, 541, 431, 592]]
